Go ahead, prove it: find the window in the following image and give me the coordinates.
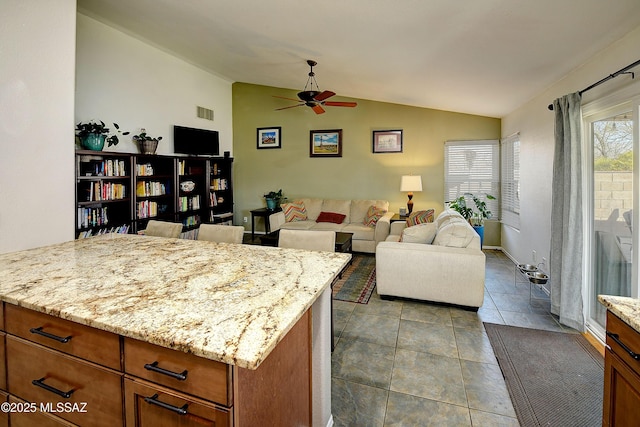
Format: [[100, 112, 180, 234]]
[[444, 140, 499, 218], [501, 133, 520, 229]]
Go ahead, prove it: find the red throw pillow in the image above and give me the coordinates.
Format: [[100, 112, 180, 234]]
[[316, 211, 346, 224]]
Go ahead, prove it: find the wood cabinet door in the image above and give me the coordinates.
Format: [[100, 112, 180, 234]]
[[603, 348, 640, 426], [125, 378, 231, 427]]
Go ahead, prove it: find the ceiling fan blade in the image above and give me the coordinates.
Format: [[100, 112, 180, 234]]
[[312, 104, 326, 114], [275, 104, 305, 111], [273, 95, 303, 102], [324, 101, 358, 107], [314, 90, 335, 101]]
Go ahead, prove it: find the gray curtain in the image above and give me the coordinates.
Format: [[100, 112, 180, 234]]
[[550, 92, 584, 331]]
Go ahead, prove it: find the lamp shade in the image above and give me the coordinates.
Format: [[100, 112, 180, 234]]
[[400, 175, 423, 192]]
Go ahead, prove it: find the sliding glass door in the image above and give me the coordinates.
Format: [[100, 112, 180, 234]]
[[586, 100, 639, 338]]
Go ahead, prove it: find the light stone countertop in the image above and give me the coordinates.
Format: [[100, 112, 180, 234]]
[[598, 295, 640, 333], [0, 234, 351, 369]]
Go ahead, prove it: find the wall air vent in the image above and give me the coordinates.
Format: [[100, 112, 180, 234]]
[[197, 106, 214, 121]]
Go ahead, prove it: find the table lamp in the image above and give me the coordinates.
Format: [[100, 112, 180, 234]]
[[400, 175, 423, 214]]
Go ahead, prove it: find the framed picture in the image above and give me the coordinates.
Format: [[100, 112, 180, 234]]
[[310, 129, 342, 157], [257, 127, 282, 149], [372, 130, 403, 153]]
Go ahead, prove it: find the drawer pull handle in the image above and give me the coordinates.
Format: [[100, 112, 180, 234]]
[[144, 361, 188, 381], [32, 378, 74, 399], [29, 327, 72, 343], [607, 332, 640, 361], [144, 393, 189, 415]]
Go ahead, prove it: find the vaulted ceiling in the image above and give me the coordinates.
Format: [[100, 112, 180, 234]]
[[78, 0, 640, 118]]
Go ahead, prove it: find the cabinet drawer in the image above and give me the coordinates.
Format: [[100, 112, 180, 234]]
[[8, 395, 77, 427], [124, 338, 231, 406], [606, 311, 640, 371], [125, 378, 231, 427], [4, 304, 121, 370], [6, 336, 123, 427]]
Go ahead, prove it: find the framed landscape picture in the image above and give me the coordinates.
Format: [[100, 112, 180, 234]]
[[310, 129, 342, 157], [372, 130, 403, 153], [257, 127, 282, 149]]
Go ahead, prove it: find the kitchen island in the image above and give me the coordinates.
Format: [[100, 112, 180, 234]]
[[0, 234, 351, 426]]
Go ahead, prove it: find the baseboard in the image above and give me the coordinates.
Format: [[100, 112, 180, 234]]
[[583, 330, 605, 357]]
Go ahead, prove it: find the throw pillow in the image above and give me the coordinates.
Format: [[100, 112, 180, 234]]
[[400, 222, 437, 244], [432, 222, 476, 248], [316, 211, 346, 224], [282, 202, 307, 222], [363, 205, 387, 228], [406, 209, 435, 227]]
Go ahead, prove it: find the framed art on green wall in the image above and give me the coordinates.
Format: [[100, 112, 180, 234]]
[[310, 129, 342, 157], [257, 127, 281, 149], [373, 130, 403, 153]]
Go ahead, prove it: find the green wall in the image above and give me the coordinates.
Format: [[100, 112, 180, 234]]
[[232, 82, 501, 244]]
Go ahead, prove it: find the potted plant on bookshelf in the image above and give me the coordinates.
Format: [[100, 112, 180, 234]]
[[447, 192, 495, 246], [133, 129, 163, 155], [263, 189, 284, 210], [75, 120, 129, 151]]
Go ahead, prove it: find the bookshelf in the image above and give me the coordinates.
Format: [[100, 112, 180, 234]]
[[75, 152, 234, 238], [208, 158, 234, 225], [75, 150, 133, 239]]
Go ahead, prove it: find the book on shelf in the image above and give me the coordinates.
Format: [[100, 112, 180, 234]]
[[136, 181, 167, 197], [77, 223, 130, 239]]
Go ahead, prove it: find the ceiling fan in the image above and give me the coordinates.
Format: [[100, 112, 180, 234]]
[[274, 60, 357, 114]]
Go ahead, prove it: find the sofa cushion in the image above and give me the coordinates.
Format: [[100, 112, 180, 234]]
[[342, 223, 375, 241], [350, 199, 389, 224], [435, 209, 464, 228], [281, 202, 307, 222], [316, 211, 346, 224], [321, 199, 351, 223], [280, 220, 315, 230], [406, 209, 434, 227], [297, 198, 324, 221], [400, 222, 437, 244], [433, 222, 476, 248], [363, 205, 387, 228]]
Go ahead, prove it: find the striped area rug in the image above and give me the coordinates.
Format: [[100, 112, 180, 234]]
[[332, 254, 376, 304]]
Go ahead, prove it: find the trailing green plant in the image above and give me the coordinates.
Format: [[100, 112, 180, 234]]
[[448, 193, 496, 226], [132, 128, 163, 144], [75, 120, 129, 147]]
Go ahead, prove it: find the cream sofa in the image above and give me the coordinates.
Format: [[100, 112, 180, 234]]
[[375, 209, 485, 309], [268, 198, 393, 253]]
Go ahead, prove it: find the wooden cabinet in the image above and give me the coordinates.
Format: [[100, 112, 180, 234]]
[[75, 150, 133, 238], [603, 311, 640, 426], [0, 303, 312, 426]]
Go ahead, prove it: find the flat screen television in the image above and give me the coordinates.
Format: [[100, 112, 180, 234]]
[[173, 125, 219, 156]]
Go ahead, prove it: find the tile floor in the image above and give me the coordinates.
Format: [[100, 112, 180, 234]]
[[331, 249, 578, 427]]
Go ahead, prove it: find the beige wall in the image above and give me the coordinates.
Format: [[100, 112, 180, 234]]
[[232, 82, 501, 244]]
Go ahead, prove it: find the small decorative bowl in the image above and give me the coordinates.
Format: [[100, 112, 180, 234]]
[[526, 271, 549, 284], [518, 264, 538, 273], [180, 180, 195, 193]]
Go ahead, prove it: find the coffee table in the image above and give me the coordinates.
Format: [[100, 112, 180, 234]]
[[260, 230, 353, 253]]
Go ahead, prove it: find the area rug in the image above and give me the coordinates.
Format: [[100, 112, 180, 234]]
[[484, 323, 604, 427], [332, 254, 376, 304]]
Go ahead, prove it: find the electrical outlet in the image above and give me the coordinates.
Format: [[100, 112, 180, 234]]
[[243, 217, 248, 223], [532, 250, 537, 262]]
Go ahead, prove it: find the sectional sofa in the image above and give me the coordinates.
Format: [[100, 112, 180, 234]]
[[268, 198, 393, 253]]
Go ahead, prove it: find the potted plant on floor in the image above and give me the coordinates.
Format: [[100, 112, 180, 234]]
[[263, 189, 284, 210], [75, 120, 129, 151], [447, 192, 495, 246], [132, 128, 163, 154]]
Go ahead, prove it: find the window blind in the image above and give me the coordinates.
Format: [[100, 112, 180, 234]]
[[501, 133, 520, 229], [444, 140, 500, 218]]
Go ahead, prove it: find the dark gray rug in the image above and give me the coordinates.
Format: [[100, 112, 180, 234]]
[[484, 323, 604, 427]]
